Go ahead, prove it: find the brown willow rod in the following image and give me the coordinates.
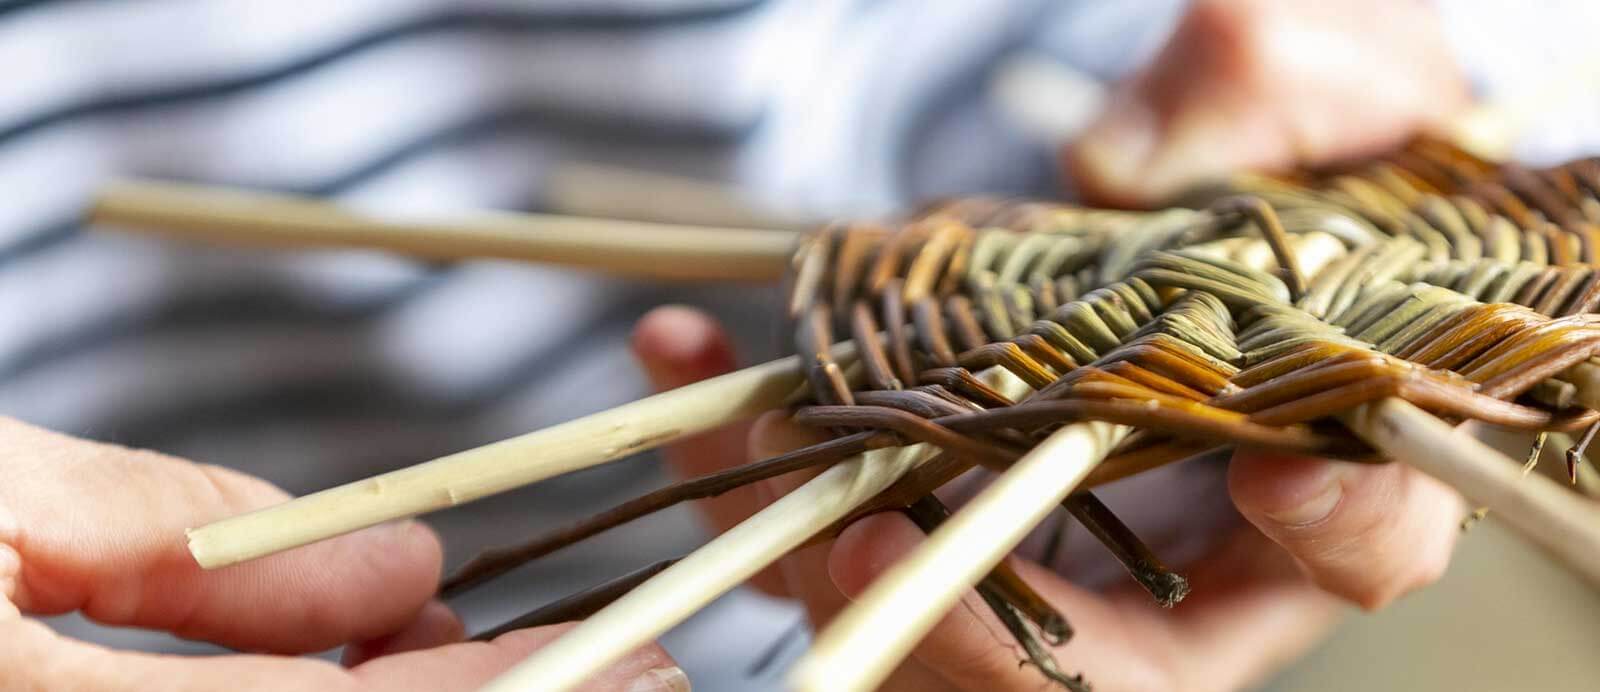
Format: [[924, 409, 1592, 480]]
[[903, 495, 1089, 692], [1062, 492, 1190, 607], [470, 559, 679, 641]]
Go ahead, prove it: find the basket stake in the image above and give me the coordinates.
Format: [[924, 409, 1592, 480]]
[[185, 346, 854, 569], [91, 179, 799, 282], [788, 421, 1128, 692]]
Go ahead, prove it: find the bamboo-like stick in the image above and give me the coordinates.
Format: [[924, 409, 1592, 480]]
[[479, 367, 1033, 691], [543, 162, 816, 231], [185, 348, 851, 569], [788, 421, 1128, 692], [471, 559, 679, 641], [1343, 398, 1600, 588], [781, 401, 1600, 692], [89, 179, 799, 282], [479, 442, 941, 692]]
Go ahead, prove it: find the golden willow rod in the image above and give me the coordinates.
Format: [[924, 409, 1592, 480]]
[[91, 179, 799, 282]]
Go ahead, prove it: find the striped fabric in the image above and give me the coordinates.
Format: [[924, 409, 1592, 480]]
[[6, 1, 1595, 689]]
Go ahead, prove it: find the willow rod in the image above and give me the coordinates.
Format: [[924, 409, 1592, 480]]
[[90, 179, 799, 282], [481, 442, 942, 692], [480, 367, 1032, 691], [185, 346, 854, 569], [790, 398, 1600, 692], [790, 421, 1128, 692]]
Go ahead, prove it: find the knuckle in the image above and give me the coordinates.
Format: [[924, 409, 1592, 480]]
[[1347, 581, 1403, 612], [1186, 0, 1272, 53], [1323, 528, 1451, 611], [1410, 544, 1451, 588]]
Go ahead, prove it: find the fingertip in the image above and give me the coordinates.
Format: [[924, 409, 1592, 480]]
[[826, 512, 927, 598], [747, 411, 831, 462], [361, 518, 449, 609], [630, 305, 736, 389], [241, 519, 448, 652], [394, 519, 446, 577]]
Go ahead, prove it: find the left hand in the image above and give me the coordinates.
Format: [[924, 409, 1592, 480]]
[[0, 417, 683, 691]]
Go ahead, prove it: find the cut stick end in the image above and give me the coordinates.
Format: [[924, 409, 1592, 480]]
[[87, 180, 195, 230], [170, 352, 823, 574], [1150, 571, 1191, 608], [185, 526, 233, 571], [1039, 614, 1073, 646]]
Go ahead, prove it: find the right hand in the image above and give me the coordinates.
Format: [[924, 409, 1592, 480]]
[[633, 305, 1462, 692]]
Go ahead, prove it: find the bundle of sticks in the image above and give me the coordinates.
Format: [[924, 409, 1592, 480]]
[[89, 136, 1600, 692]]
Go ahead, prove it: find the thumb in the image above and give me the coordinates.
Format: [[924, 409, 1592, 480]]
[[1066, 0, 1468, 207], [1228, 451, 1464, 610]]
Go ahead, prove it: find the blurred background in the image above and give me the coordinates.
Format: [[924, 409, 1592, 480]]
[[6, 1, 1600, 689]]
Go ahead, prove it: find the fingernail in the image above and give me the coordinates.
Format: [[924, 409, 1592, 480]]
[[1265, 471, 1345, 527], [628, 666, 691, 692]]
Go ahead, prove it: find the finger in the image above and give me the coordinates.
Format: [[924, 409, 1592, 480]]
[[1065, 0, 1467, 207], [5, 614, 351, 692], [342, 600, 464, 666], [3, 614, 686, 692], [0, 417, 442, 653], [631, 307, 761, 528], [1229, 450, 1464, 609], [354, 624, 688, 692], [749, 410, 842, 613], [757, 417, 958, 692], [631, 305, 788, 598], [829, 512, 1341, 692]]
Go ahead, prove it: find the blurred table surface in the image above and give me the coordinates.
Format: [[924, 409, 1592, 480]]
[[1264, 517, 1600, 692]]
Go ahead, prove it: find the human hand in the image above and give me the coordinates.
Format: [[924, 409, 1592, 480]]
[[632, 306, 1464, 691], [0, 418, 684, 691], [1066, 0, 1470, 208]]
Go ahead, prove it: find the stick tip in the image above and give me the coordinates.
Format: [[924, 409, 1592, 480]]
[[85, 179, 150, 223], [186, 525, 232, 571], [1152, 572, 1191, 608]]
